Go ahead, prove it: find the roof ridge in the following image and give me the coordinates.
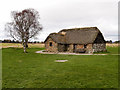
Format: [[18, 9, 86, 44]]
[[59, 27, 99, 32]]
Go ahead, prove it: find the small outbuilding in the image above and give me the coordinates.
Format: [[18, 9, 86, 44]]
[[44, 27, 106, 53]]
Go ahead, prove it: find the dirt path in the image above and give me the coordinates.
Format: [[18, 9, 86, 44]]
[[35, 50, 120, 55]]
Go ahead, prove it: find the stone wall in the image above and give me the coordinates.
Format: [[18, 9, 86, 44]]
[[66, 44, 93, 53], [67, 43, 106, 53], [86, 44, 93, 53], [71, 44, 93, 53], [76, 45, 84, 49], [58, 44, 65, 52], [68, 44, 73, 52], [93, 43, 106, 52], [45, 38, 58, 52], [45, 38, 106, 53]]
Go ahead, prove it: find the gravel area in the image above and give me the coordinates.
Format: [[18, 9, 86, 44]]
[[35, 50, 109, 55]]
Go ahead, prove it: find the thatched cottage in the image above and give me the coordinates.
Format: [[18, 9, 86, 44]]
[[44, 27, 106, 53]]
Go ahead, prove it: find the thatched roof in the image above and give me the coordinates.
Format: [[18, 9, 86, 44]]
[[44, 27, 105, 44], [44, 33, 66, 44]]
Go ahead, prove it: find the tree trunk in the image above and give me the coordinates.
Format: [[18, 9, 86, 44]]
[[25, 39, 28, 48], [25, 43, 28, 48], [22, 42, 27, 53], [23, 45, 26, 53]]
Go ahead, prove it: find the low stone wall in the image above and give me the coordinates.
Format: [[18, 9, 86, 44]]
[[58, 44, 65, 52], [68, 44, 93, 53], [74, 44, 93, 53], [45, 41, 106, 53], [76, 45, 84, 49], [93, 43, 106, 52], [86, 44, 93, 53], [68, 44, 73, 52]]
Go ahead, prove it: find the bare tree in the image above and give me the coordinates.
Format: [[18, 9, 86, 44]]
[[5, 8, 42, 53]]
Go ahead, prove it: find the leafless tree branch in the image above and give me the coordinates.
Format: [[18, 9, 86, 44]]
[[5, 8, 42, 52]]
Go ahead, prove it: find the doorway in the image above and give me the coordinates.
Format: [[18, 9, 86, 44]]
[[64, 44, 69, 51]]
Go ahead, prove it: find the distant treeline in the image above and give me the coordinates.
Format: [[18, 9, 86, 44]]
[[106, 40, 120, 43], [0, 39, 44, 43]]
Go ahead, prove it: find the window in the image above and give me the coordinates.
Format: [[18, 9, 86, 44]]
[[84, 44, 87, 48], [49, 42, 52, 46]]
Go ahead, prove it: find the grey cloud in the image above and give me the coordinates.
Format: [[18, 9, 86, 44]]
[[0, 0, 118, 42]]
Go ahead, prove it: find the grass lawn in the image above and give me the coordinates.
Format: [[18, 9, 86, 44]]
[[2, 46, 118, 88]]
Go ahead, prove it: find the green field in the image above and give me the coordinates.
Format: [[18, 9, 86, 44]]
[[2, 46, 118, 88]]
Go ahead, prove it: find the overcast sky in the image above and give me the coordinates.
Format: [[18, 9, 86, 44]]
[[0, 0, 119, 42]]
